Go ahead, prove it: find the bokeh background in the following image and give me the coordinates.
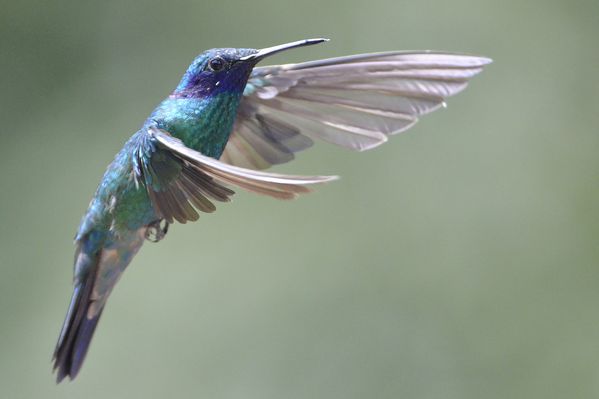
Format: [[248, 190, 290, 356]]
[[1, 0, 598, 398]]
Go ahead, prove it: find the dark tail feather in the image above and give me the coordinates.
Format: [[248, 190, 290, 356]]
[[53, 262, 103, 383]]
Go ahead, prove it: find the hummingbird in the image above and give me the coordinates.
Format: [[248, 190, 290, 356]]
[[53, 38, 491, 382]]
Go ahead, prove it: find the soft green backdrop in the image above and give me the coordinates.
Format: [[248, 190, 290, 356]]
[[1, 0, 597, 398]]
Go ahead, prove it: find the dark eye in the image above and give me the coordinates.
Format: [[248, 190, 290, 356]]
[[207, 56, 226, 72]]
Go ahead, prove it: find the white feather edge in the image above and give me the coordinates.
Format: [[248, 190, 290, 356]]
[[254, 51, 493, 75], [149, 127, 338, 188]]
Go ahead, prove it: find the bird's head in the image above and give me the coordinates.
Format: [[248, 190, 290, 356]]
[[172, 38, 328, 99]]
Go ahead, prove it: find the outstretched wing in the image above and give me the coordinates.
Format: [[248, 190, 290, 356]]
[[220, 52, 491, 169], [134, 127, 337, 224]]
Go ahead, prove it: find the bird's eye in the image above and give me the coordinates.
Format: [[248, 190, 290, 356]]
[[207, 56, 226, 72]]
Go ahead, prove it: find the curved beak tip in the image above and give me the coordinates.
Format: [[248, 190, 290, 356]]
[[309, 37, 330, 43]]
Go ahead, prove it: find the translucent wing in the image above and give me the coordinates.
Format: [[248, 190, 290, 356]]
[[135, 127, 337, 224], [221, 51, 491, 169]]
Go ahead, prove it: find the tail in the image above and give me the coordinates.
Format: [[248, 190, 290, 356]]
[[53, 226, 147, 382], [53, 240, 103, 383]]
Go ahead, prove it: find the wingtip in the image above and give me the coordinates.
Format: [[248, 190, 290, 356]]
[[321, 174, 340, 183], [298, 174, 340, 185]]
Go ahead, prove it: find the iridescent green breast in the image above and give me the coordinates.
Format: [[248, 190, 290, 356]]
[[149, 93, 241, 158]]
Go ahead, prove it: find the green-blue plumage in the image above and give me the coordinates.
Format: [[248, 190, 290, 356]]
[[150, 93, 242, 157], [54, 47, 259, 382], [53, 38, 490, 383]]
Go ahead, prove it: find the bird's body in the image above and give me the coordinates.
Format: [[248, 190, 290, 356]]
[[53, 39, 491, 382]]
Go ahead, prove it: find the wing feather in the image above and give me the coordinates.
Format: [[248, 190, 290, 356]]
[[222, 51, 491, 168], [135, 127, 337, 224]]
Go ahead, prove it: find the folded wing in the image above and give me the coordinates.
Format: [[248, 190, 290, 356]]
[[135, 127, 337, 224]]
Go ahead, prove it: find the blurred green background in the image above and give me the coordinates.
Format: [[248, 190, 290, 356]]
[[1, 0, 598, 398]]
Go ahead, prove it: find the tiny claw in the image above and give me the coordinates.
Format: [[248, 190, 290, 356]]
[[145, 219, 169, 243]]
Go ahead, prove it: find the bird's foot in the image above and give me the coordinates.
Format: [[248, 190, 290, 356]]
[[145, 220, 169, 243]]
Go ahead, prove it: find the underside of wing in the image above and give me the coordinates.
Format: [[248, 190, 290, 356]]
[[135, 127, 337, 224], [222, 51, 491, 169]]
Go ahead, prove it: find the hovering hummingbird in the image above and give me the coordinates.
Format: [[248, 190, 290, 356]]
[[53, 38, 491, 382]]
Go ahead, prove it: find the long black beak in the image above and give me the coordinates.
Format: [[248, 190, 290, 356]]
[[239, 38, 329, 62]]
